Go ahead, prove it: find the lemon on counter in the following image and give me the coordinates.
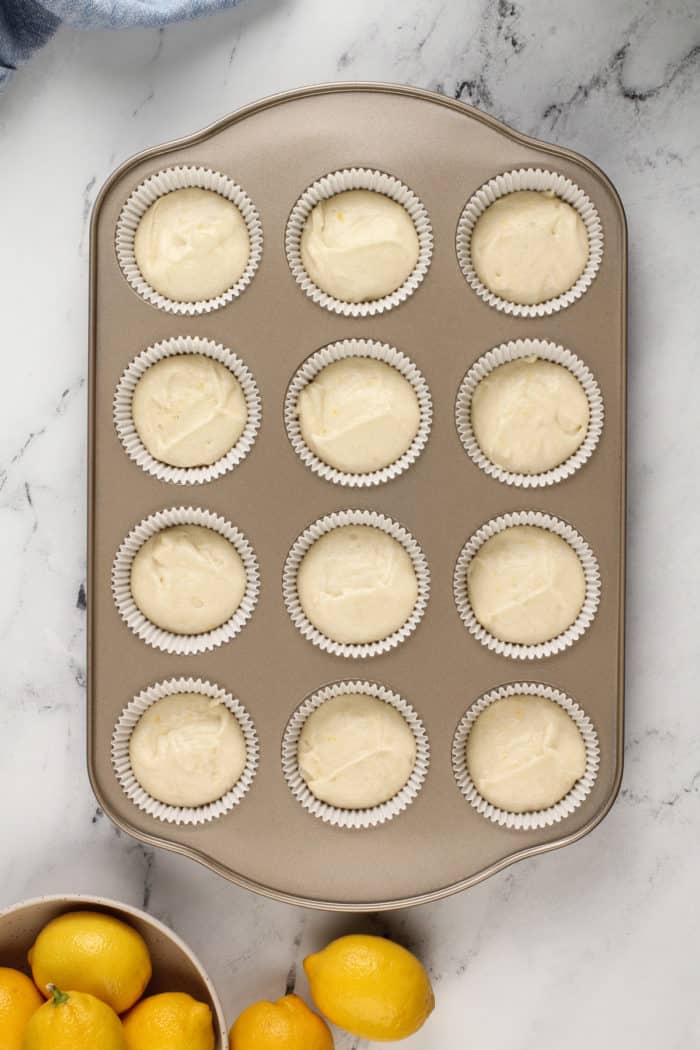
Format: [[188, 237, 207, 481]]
[[23, 985, 126, 1050], [28, 910, 152, 1014], [304, 934, 434, 1042], [123, 991, 215, 1050], [229, 993, 333, 1050], [0, 966, 43, 1050]]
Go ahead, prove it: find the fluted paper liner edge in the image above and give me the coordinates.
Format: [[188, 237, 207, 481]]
[[112, 676, 259, 825], [452, 682, 600, 829], [282, 679, 430, 828]]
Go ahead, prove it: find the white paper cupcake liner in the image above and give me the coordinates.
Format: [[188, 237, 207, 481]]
[[112, 676, 259, 826], [112, 506, 260, 655], [452, 682, 600, 830], [456, 168, 604, 317], [285, 167, 433, 317], [284, 339, 432, 487], [283, 509, 430, 659], [116, 166, 263, 315], [114, 336, 262, 486], [281, 680, 430, 829], [453, 511, 600, 660], [455, 338, 604, 488]]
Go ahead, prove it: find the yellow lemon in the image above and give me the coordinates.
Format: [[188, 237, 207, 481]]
[[28, 910, 152, 1014], [0, 966, 43, 1050], [304, 934, 434, 1041], [123, 992, 215, 1050], [23, 985, 126, 1050], [229, 994, 333, 1050]]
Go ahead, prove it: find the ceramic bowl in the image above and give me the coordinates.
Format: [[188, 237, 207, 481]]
[[0, 894, 228, 1047]]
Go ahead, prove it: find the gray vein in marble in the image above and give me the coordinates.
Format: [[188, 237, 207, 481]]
[[431, 0, 525, 110], [79, 174, 97, 255], [153, 27, 165, 64], [283, 912, 306, 996], [0, 377, 85, 493], [132, 88, 155, 118], [414, 5, 444, 55], [620, 771, 700, 813], [544, 40, 700, 128]]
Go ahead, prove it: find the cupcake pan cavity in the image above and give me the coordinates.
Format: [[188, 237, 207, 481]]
[[453, 510, 601, 661], [114, 335, 262, 486], [112, 677, 259, 825], [452, 683, 600, 830], [285, 167, 433, 316], [284, 339, 432, 487], [282, 509, 430, 659], [89, 84, 626, 911], [455, 167, 604, 316], [111, 506, 260, 655], [455, 338, 604, 488], [116, 165, 263, 314], [281, 680, 430, 829]]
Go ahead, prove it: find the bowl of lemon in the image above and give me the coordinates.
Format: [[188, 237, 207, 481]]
[[0, 894, 228, 1050]]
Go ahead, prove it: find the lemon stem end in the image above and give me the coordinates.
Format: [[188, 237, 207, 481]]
[[47, 984, 69, 1007]]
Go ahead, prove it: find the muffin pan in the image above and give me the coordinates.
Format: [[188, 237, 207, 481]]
[[88, 83, 626, 910]]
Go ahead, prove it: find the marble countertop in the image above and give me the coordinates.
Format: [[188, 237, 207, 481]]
[[1, 1, 698, 1046]]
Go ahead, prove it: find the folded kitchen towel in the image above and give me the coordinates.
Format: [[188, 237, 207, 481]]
[[0, 0, 242, 90]]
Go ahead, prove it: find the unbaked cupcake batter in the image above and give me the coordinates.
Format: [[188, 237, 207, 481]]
[[129, 694, 247, 807], [300, 189, 419, 302], [130, 524, 246, 635], [297, 357, 420, 473], [467, 525, 585, 645], [466, 694, 586, 812], [134, 187, 250, 302], [471, 357, 589, 474], [298, 693, 416, 809], [471, 190, 588, 305], [296, 525, 418, 645], [132, 354, 247, 468]]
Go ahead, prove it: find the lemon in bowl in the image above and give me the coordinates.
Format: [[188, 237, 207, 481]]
[[28, 910, 151, 1014], [23, 985, 126, 1050], [0, 966, 43, 1050]]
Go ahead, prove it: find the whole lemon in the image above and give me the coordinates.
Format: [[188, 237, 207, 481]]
[[23, 985, 126, 1050], [229, 993, 333, 1050], [28, 910, 152, 1014], [122, 992, 215, 1050], [304, 934, 434, 1042], [0, 966, 43, 1050]]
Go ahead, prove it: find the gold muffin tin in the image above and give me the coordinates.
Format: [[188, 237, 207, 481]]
[[88, 83, 626, 910]]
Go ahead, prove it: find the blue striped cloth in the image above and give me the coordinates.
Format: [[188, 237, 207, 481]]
[[0, 0, 241, 89]]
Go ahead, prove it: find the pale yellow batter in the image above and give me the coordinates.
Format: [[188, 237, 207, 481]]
[[129, 694, 247, 807], [471, 357, 589, 474], [466, 695, 586, 812], [297, 357, 420, 473], [467, 525, 585, 645], [300, 189, 419, 302], [471, 190, 588, 305], [297, 525, 418, 644], [132, 354, 247, 468], [298, 693, 416, 809], [134, 187, 250, 302], [131, 524, 246, 635]]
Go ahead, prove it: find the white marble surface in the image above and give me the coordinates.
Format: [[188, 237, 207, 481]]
[[1, 1, 699, 1046]]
